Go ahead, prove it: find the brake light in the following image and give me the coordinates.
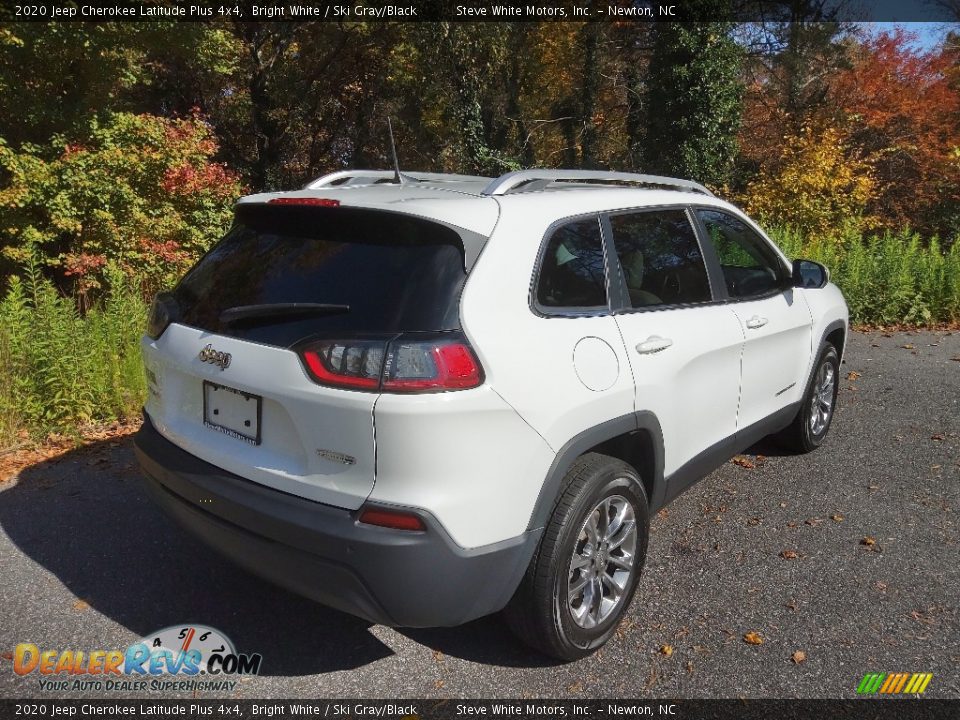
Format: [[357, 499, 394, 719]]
[[268, 197, 340, 207], [358, 507, 426, 532], [383, 341, 482, 391], [298, 335, 483, 392]]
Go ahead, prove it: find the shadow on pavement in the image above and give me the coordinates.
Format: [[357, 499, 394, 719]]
[[0, 434, 552, 675]]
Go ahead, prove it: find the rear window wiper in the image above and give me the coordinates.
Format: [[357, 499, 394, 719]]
[[220, 303, 351, 326]]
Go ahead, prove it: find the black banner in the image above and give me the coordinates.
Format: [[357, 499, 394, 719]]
[[1, 699, 959, 720], [1, 0, 958, 23]]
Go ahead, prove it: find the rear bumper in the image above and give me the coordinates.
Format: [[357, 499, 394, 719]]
[[133, 415, 540, 627]]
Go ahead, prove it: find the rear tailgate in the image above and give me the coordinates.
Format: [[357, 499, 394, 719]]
[[143, 324, 376, 508], [143, 202, 484, 509]]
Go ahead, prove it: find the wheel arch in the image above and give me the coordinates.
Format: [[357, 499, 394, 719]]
[[526, 412, 666, 532], [824, 323, 846, 361]]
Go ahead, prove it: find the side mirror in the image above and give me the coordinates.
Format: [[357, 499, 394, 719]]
[[792, 259, 829, 289]]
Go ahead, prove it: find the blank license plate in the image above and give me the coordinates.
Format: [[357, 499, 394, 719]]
[[203, 381, 262, 445]]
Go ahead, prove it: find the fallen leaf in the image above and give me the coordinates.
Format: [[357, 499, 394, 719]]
[[901, 343, 915, 349], [847, 371, 861, 380], [931, 433, 945, 441], [881, 332, 893, 338], [432, 650, 444, 662], [685, 661, 694, 673], [780, 549, 799, 560], [786, 521, 798, 528], [744, 632, 764, 645], [951, 356, 960, 362], [566, 680, 583, 693], [831, 513, 844, 522], [0, 651, 12, 661], [747, 517, 762, 526], [659, 644, 674, 658], [732, 455, 755, 469], [868, 485, 880, 491], [779, 502, 788, 508], [434, 679, 445, 690], [804, 517, 822, 526], [785, 599, 798, 611], [791, 650, 807, 664], [932, 465, 942, 471], [861, 536, 876, 546], [72, 599, 90, 612], [875, 581, 888, 592]]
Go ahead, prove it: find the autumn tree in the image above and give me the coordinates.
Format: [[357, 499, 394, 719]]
[[0, 113, 241, 300], [828, 30, 960, 237], [743, 124, 875, 235]]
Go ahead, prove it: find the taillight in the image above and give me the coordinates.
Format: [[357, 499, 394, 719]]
[[298, 335, 483, 393], [146, 292, 178, 340], [382, 340, 482, 391], [358, 507, 426, 532], [301, 340, 385, 389]]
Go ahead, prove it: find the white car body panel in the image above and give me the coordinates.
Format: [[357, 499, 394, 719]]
[[459, 197, 637, 453], [729, 290, 814, 429], [370, 388, 555, 548], [142, 324, 377, 509], [613, 305, 744, 477]]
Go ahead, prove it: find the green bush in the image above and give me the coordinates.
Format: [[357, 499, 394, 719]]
[[0, 252, 146, 446], [770, 227, 960, 325], [0, 111, 241, 301]]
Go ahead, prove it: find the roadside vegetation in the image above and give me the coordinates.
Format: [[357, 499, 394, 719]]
[[0, 15, 958, 444]]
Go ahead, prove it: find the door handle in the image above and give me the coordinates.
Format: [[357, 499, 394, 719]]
[[636, 336, 673, 354], [745, 315, 768, 329]]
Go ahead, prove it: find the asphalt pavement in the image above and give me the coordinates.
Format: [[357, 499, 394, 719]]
[[1, 330, 957, 700]]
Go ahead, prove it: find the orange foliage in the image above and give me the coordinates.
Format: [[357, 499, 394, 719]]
[[828, 30, 960, 233]]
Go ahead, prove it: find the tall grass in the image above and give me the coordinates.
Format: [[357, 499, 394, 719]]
[[0, 255, 147, 447], [771, 227, 960, 326], [0, 227, 957, 445]]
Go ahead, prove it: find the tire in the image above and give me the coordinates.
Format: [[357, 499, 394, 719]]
[[776, 344, 840, 453], [503, 453, 649, 661]]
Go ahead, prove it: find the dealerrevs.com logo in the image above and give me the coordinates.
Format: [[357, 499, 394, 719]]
[[12, 625, 262, 693]]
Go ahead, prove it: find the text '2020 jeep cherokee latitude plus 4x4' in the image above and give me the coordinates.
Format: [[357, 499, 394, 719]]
[[134, 168, 848, 660]]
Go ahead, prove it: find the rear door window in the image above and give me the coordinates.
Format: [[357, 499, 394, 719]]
[[535, 217, 608, 311], [609, 209, 712, 308], [173, 205, 470, 347]]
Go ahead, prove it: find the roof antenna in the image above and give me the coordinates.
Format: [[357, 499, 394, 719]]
[[387, 118, 414, 185]]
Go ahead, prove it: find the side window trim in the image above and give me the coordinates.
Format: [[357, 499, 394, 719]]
[[599, 212, 630, 311], [530, 213, 614, 318], [688, 205, 731, 303], [691, 205, 791, 303], [602, 204, 724, 315]]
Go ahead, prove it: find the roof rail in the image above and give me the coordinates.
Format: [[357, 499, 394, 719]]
[[480, 169, 714, 197], [305, 170, 490, 189]]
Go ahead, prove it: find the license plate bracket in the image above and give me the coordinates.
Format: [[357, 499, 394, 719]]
[[202, 380, 262, 445]]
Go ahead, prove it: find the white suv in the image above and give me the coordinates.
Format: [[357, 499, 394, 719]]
[[134, 169, 848, 660]]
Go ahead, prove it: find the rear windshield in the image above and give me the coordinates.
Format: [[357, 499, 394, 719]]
[[173, 205, 470, 347]]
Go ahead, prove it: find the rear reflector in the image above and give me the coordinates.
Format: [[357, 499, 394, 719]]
[[358, 508, 426, 532], [268, 197, 340, 207]]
